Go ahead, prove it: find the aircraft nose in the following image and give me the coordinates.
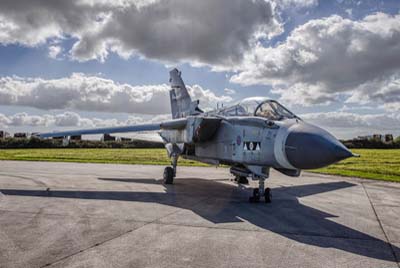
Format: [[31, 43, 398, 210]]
[[285, 124, 354, 169]]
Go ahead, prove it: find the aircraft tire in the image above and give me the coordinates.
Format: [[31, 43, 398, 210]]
[[249, 188, 260, 203], [264, 187, 272, 203], [163, 166, 174, 184]]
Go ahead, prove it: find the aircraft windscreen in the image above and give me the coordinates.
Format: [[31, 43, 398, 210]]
[[236, 97, 266, 115], [217, 97, 264, 117], [217, 97, 298, 121], [254, 100, 297, 120]]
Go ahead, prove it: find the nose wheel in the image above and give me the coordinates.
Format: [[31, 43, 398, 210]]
[[163, 166, 174, 184]]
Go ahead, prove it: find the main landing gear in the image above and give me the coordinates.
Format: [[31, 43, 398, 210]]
[[163, 154, 178, 184], [249, 177, 272, 203]]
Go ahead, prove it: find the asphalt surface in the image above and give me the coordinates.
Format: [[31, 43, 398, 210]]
[[0, 161, 399, 268]]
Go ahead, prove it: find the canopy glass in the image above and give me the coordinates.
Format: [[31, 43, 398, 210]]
[[217, 97, 298, 121]]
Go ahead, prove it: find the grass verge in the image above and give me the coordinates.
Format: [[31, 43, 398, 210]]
[[0, 148, 399, 182]]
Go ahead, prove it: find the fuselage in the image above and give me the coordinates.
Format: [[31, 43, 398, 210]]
[[160, 98, 353, 177], [37, 70, 354, 182]]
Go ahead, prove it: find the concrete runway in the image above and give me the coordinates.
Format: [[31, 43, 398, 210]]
[[0, 161, 399, 268]]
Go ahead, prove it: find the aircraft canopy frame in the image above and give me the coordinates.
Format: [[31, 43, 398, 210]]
[[217, 97, 298, 121]]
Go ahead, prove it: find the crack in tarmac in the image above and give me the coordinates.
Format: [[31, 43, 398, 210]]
[[40, 196, 211, 268], [0, 173, 48, 188], [361, 182, 400, 267]]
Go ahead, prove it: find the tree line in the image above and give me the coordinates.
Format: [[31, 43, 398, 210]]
[[0, 137, 164, 149], [341, 137, 400, 149]]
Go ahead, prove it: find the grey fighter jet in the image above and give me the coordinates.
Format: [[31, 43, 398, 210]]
[[39, 69, 356, 203]]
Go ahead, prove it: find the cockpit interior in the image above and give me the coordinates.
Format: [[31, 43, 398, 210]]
[[215, 97, 298, 121]]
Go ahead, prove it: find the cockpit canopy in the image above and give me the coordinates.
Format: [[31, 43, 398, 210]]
[[217, 97, 298, 121]]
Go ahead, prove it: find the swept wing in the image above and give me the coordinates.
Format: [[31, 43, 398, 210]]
[[38, 118, 188, 138]]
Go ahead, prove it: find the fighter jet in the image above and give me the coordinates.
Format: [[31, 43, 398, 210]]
[[39, 69, 356, 203]]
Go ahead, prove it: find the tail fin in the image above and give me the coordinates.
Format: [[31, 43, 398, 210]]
[[169, 68, 202, 119]]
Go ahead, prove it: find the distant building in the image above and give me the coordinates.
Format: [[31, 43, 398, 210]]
[[356, 134, 393, 143], [117, 137, 131, 142], [70, 135, 82, 141], [384, 134, 394, 143], [356, 135, 371, 141], [13, 132, 27, 138], [0, 130, 11, 139], [102, 134, 116, 141], [372, 134, 383, 142]]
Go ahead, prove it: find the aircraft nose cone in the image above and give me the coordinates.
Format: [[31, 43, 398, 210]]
[[285, 124, 353, 169]]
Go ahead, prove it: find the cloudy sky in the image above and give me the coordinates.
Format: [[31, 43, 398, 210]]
[[0, 0, 399, 139]]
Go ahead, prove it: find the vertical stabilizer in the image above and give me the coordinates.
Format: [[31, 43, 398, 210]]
[[169, 68, 202, 119]]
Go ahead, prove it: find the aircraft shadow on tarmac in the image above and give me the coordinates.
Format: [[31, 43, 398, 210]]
[[1, 178, 398, 263]]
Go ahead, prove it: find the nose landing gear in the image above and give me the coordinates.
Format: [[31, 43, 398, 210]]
[[163, 166, 174, 184]]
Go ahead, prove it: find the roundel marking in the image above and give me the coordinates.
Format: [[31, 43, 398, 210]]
[[236, 135, 242, 146]]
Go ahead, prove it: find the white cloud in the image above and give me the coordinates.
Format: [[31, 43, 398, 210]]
[[0, 113, 12, 126], [274, 0, 318, 9], [48, 45, 62, 59], [54, 112, 82, 127], [271, 83, 337, 106], [301, 111, 400, 138], [224, 88, 236, 95], [346, 74, 400, 111], [7, 113, 50, 127], [0, 111, 172, 130], [0, 111, 167, 141], [231, 13, 400, 109], [188, 85, 232, 109], [2, 113, 46, 128], [0, 0, 281, 68], [0, 112, 104, 128], [0, 73, 231, 114]]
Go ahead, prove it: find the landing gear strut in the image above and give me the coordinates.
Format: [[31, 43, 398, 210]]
[[163, 154, 178, 184], [249, 176, 272, 203]]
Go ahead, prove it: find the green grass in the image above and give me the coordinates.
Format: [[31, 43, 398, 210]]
[[0, 148, 399, 182], [311, 149, 400, 182], [0, 148, 206, 166]]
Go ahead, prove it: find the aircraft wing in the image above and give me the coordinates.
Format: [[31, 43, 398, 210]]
[[38, 118, 188, 138]]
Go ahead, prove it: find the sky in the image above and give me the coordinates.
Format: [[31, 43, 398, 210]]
[[0, 0, 400, 139]]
